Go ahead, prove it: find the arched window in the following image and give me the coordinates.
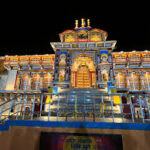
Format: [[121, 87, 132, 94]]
[[141, 72, 150, 90], [19, 57, 29, 65], [115, 55, 126, 63], [19, 74, 29, 90], [129, 54, 140, 62], [128, 72, 140, 91], [115, 73, 126, 88], [142, 54, 150, 62], [10, 57, 18, 65], [31, 73, 41, 90], [30, 57, 41, 65], [43, 73, 53, 89]]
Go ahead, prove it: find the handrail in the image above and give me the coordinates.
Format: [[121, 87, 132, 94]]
[[0, 92, 149, 124], [0, 94, 21, 107], [0, 101, 23, 114], [0, 110, 22, 123]]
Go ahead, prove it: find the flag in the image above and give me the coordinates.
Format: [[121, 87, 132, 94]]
[[45, 95, 53, 103]]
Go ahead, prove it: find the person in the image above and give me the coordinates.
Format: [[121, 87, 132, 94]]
[[145, 109, 148, 119]]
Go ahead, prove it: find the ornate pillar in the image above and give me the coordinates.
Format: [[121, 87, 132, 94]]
[[146, 72, 150, 90], [99, 69, 102, 81], [109, 68, 114, 81], [126, 71, 130, 89]]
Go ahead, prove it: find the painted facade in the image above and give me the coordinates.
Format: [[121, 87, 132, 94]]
[[0, 19, 150, 93]]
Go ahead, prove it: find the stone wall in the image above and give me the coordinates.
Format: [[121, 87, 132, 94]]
[[5, 70, 18, 91], [0, 72, 8, 90], [0, 126, 150, 150]]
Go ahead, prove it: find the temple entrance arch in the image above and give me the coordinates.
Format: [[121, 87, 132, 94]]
[[71, 54, 96, 88]]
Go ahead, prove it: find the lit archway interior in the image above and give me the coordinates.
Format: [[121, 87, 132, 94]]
[[71, 54, 96, 88]]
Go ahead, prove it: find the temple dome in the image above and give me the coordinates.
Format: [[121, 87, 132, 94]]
[[59, 19, 108, 42]]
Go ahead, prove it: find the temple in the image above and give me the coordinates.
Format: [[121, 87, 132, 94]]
[[0, 18, 150, 150], [0, 19, 150, 122], [1, 19, 150, 93]]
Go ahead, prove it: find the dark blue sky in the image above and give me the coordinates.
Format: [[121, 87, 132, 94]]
[[0, 2, 150, 56]]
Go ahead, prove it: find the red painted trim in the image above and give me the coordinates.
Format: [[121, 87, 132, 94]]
[[78, 40, 89, 42], [75, 72, 77, 87]]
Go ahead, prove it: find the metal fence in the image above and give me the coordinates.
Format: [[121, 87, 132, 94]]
[[0, 92, 150, 123]]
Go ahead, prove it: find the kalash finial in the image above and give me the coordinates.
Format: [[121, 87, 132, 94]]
[[87, 19, 91, 28], [81, 18, 85, 27], [75, 20, 78, 29]]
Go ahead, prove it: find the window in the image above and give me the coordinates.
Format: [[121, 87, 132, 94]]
[[115, 55, 126, 63], [129, 54, 140, 62]]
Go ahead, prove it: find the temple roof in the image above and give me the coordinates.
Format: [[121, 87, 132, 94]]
[[59, 19, 108, 43]]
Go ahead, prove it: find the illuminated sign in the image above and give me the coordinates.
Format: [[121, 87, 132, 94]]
[[40, 132, 123, 150]]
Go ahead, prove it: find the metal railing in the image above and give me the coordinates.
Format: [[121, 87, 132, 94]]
[[0, 92, 150, 124]]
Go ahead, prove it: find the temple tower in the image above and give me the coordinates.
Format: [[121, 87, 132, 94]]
[[51, 19, 117, 88]]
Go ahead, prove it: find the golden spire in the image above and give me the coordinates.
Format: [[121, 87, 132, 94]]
[[75, 20, 78, 29], [87, 19, 90, 28], [81, 18, 85, 27]]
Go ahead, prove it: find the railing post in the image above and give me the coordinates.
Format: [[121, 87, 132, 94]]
[[83, 95, 86, 121], [48, 94, 52, 121], [120, 95, 124, 123], [16, 95, 22, 120], [57, 95, 60, 121], [145, 95, 150, 117], [92, 95, 95, 122], [101, 95, 105, 122], [74, 95, 77, 120], [8, 98, 14, 120], [0, 103, 5, 120], [39, 94, 44, 121], [139, 95, 145, 123], [22, 95, 28, 120], [129, 95, 135, 123], [31, 94, 36, 120], [110, 95, 114, 122]]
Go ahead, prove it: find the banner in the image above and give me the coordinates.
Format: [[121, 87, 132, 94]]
[[40, 132, 123, 150]]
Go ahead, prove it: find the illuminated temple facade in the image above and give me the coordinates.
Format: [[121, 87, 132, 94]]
[[0, 19, 150, 93], [1, 20, 150, 150]]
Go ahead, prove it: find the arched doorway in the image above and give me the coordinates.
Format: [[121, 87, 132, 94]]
[[71, 54, 96, 88], [77, 65, 90, 88], [43, 73, 53, 89], [21, 74, 29, 90], [31, 73, 41, 90]]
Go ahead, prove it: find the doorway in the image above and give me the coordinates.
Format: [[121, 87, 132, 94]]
[[77, 65, 91, 88]]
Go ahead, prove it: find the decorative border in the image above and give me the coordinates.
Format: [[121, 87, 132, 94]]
[[0, 120, 150, 131]]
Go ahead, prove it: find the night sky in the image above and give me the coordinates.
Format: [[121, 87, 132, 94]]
[[0, 2, 150, 56]]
